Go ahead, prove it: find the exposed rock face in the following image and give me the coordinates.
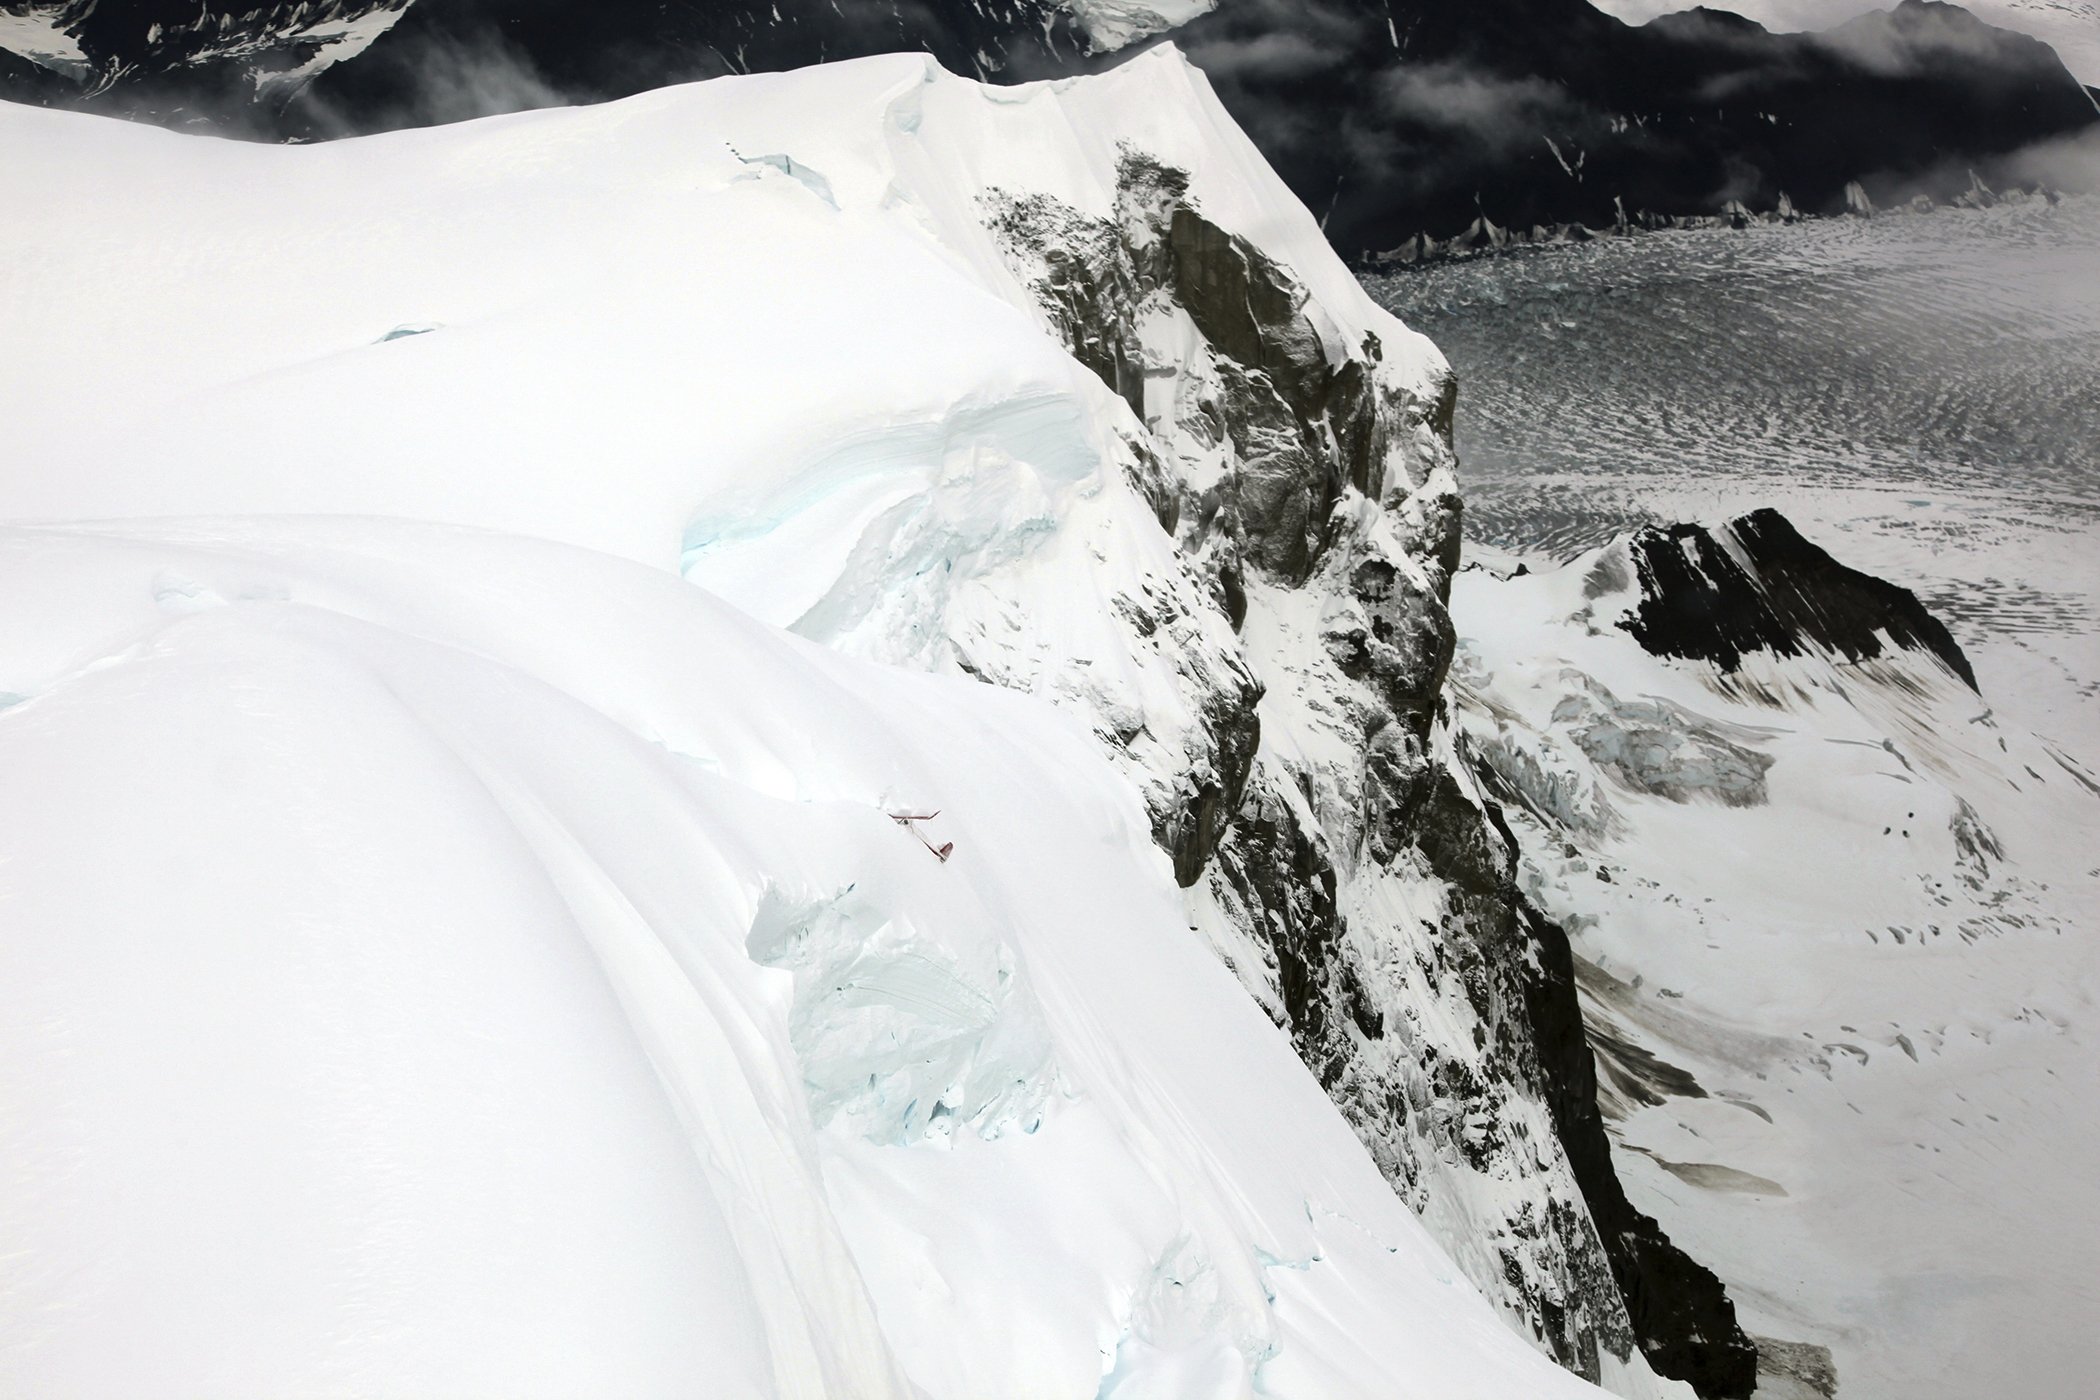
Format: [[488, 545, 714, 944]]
[[1617, 509, 1978, 690], [990, 150, 1755, 1396], [1514, 894, 1758, 1397]]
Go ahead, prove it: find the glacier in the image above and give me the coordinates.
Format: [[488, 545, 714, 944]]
[[1452, 513, 2100, 1399], [0, 43, 1698, 1400]]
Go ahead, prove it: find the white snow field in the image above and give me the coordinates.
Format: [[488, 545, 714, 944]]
[[1451, 535, 2100, 1399], [0, 48, 1618, 1400]]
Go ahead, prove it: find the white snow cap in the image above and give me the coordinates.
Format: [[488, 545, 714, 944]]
[[0, 46, 1590, 1400]]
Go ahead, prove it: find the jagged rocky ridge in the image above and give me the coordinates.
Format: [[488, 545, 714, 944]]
[[4, 0, 2093, 262], [0, 50, 1626, 1398], [0, 43, 1754, 1397], [983, 144, 1755, 1395]]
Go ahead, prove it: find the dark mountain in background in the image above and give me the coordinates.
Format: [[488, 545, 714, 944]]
[[1174, 0, 2100, 255], [3, 0, 2094, 258], [0, 1, 418, 106], [0, 0, 1089, 125]]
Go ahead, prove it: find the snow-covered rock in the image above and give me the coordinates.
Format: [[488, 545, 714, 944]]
[[1065, 0, 1219, 53], [0, 42, 1735, 1399]]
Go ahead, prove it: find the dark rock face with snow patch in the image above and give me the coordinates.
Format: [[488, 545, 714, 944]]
[[1515, 894, 1757, 1397], [991, 149, 1756, 1396], [1619, 509, 1978, 690]]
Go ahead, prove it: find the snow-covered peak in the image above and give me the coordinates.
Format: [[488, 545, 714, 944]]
[[0, 46, 1615, 1400], [0, 43, 1437, 562]]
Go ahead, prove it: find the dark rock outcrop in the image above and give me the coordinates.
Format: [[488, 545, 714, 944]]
[[990, 148, 1757, 1395], [1515, 892, 1759, 1397], [1618, 508, 1978, 690]]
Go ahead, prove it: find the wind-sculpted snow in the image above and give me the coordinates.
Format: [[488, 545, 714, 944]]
[[0, 47, 1661, 1400], [1452, 516, 2100, 1399], [0, 518, 1631, 1400]]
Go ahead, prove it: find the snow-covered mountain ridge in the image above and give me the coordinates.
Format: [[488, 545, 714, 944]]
[[0, 44, 1741, 1399]]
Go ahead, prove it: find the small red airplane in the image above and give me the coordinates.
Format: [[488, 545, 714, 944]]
[[888, 810, 954, 863]]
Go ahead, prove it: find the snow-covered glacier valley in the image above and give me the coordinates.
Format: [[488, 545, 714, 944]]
[[0, 44, 1737, 1400], [1374, 206, 2100, 1398]]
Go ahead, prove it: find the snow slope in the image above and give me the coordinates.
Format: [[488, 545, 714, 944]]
[[1451, 517, 2100, 1398], [0, 48, 1622, 1400]]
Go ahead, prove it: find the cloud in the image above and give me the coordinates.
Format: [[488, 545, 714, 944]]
[[1182, 27, 1347, 84], [1174, 0, 1359, 82], [1812, 0, 2061, 78], [1375, 60, 1582, 154], [2001, 125, 2100, 190], [290, 21, 575, 136]]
